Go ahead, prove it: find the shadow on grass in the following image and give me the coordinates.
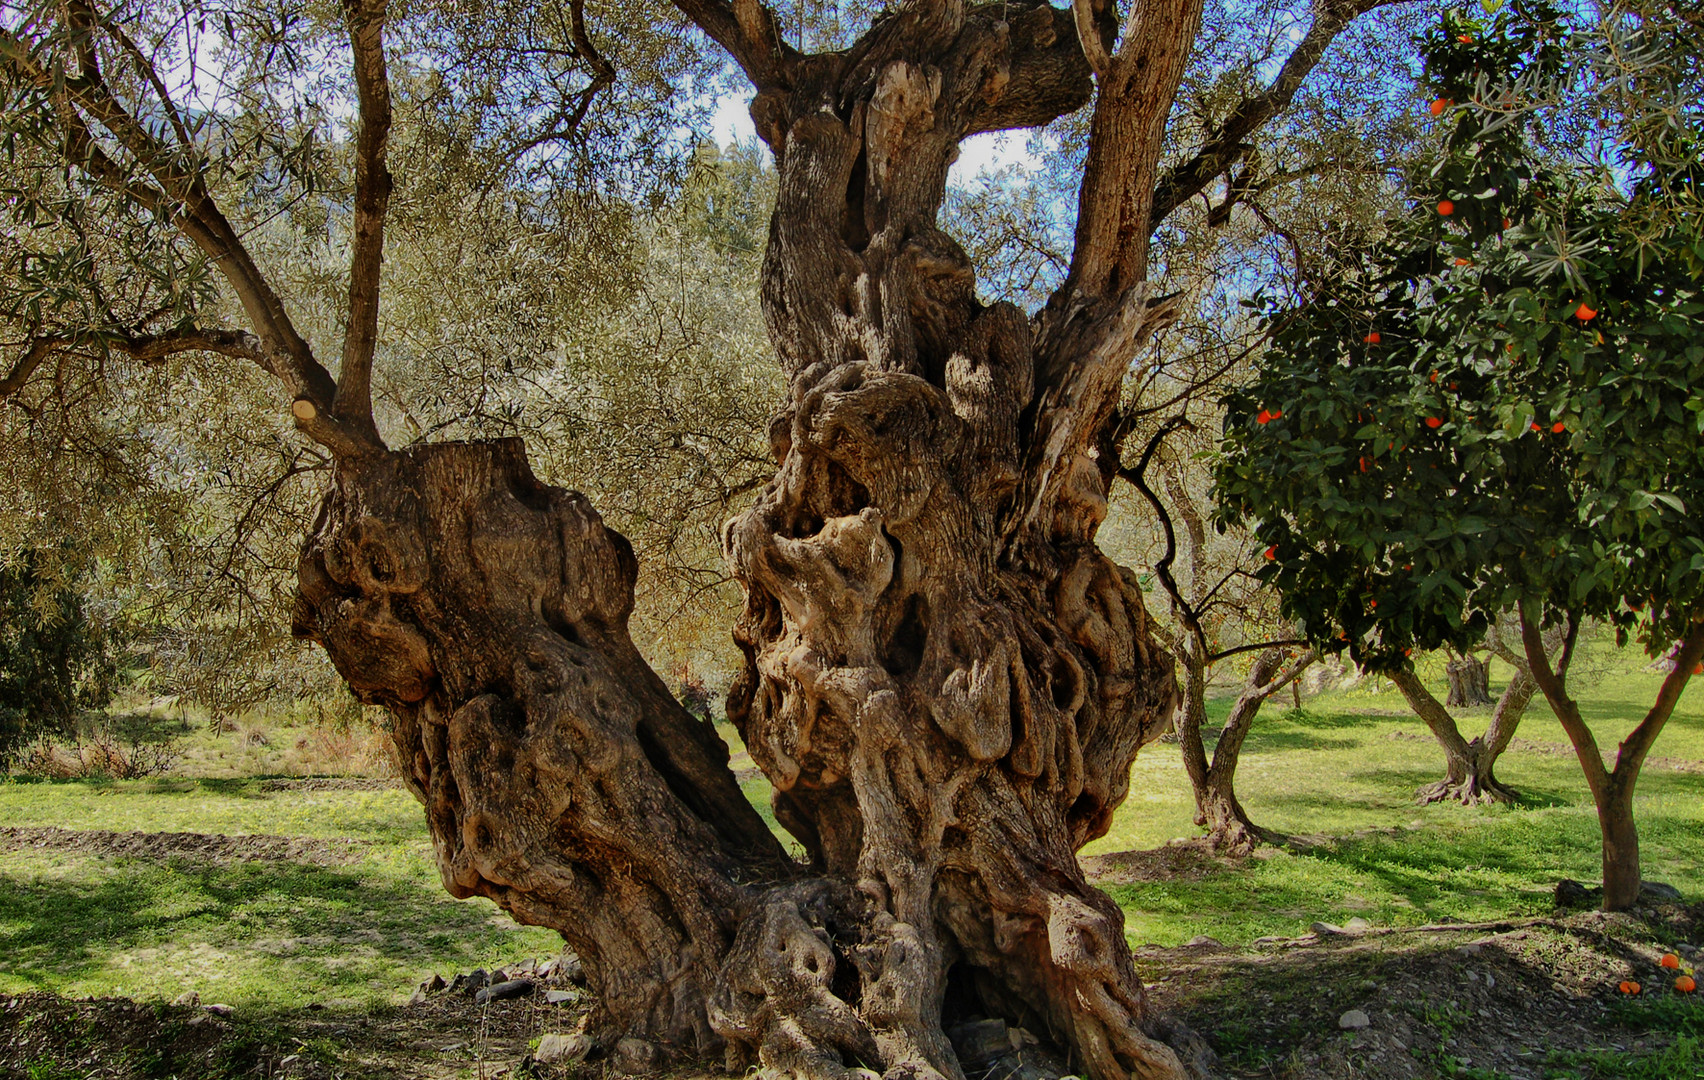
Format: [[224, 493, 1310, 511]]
[[1239, 729, 1362, 753], [0, 853, 524, 999], [1102, 807, 1685, 944]]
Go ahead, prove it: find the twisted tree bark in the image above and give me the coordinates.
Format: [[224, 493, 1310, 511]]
[[293, 5, 1199, 1075]]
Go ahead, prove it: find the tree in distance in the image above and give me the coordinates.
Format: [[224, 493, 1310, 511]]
[[1216, 2, 1704, 910], [0, 552, 121, 766]]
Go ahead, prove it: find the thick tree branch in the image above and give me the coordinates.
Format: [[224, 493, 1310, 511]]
[[1053, 0, 1207, 304], [1149, 0, 1397, 231], [0, 338, 61, 399], [672, 0, 796, 89], [334, 0, 394, 452], [1, 328, 266, 402], [1070, 0, 1111, 80], [1519, 602, 1609, 798], [0, 12, 380, 457], [1388, 667, 1474, 759], [1614, 620, 1704, 783]]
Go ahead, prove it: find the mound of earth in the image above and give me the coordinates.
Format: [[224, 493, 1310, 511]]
[[2, 899, 1697, 1079]]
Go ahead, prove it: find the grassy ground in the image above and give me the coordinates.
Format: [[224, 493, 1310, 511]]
[[1086, 638, 1704, 948], [0, 779, 560, 1009], [1, 635, 1699, 1031]]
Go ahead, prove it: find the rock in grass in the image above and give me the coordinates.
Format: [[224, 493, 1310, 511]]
[[203, 1003, 234, 1017], [1641, 881, 1683, 902], [1338, 1009, 1371, 1030], [474, 978, 535, 1005], [1182, 935, 1225, 949], [1345, 917, 1373, 932], [545, 989, 578, 1005], [1311, 922, 1345, 936], [534, 1032, 592, 1065], [453, 969, 490, 996], [171, 991, 199, 1007]]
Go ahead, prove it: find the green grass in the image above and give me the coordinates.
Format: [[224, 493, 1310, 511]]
[[1086, 637, 1704, 946], [0, 779, 559, 1008], [2, 633, 1700, 1019]]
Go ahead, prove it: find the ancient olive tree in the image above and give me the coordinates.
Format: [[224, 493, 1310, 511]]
[[2, 0, 1399, 1074], [1217, 3, 1704, 910]]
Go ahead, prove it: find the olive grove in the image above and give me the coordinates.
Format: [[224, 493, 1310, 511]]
[[0, 0, 1425, 1074]]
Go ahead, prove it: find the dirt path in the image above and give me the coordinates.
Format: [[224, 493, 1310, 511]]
[[0, 826, 369, 866]]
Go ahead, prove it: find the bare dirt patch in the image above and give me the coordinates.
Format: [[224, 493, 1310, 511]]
[[1139, 901, 1703, 1078], [0, 826, 368, 867]]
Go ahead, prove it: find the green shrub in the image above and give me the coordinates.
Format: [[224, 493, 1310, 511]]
[[0, 553, 121, 766]]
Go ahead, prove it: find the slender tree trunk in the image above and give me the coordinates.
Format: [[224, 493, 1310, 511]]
[[1599, 783, 1643, 912], [1389, 665, 1534, 806], [1518, 606, 1704, 913], [1175, 647, 1310, 852]]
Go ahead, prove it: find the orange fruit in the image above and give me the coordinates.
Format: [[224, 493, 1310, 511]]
[[1264, 546, 1277, 560], [1359, 456, 1372, 473], [1457, 33, 1473, 43], [1575, 302, 1598, 320], [1620, 980, 1641, 994], [1257, 409, 1273, 424], [1530, 422, 1542, 432], [1502, 217, 1512, 229], [1661, 954, 1681, 969], [1551, 421, 1565, 433], [1426, 417, 1443, 429], [1454, 257, 1472, 266], [1679, 976, 1697, 994], [1429, 97, 1452, 117], [1438, 200, 1455, 216], [1364, 332, 1381, 344]]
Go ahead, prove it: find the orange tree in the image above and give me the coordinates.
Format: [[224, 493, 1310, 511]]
[[1215, 3, 1704, 911]]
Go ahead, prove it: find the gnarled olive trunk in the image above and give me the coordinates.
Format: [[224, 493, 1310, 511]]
[[293, 6, 1196, 1077], [1445, 656, 1492, 708], [717, 8, 1190, 1075], [292, 441, 799, 1065]]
